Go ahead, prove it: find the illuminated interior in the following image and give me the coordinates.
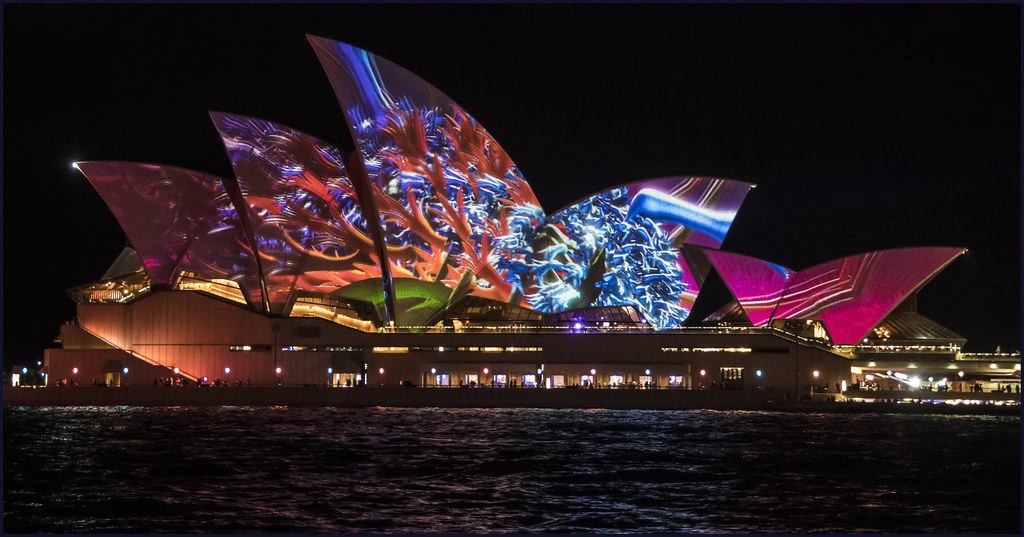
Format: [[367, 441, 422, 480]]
[[69, 270, 151, 304], [289, 293, 376, 332], [547, 306, 644, 327], [174, 272, 247, 305]]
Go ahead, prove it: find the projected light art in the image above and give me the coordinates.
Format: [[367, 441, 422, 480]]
[[212, 112, 382, 313], [75, 161, 264, 308], [532, 178, 751, 328], [75, 36, 963, 337], [308, 36, 544, 310]]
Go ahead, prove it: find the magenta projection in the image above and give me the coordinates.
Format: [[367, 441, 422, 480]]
[[703, 249, 794, 327], [772, 247, 965, 344]]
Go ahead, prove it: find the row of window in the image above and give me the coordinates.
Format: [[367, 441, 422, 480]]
[[372, 346, 543, 353], [229, 345, 362, 352], [425, 372, 683, 388], [661, 347, 752, 353], [230, 345, 782, 354]]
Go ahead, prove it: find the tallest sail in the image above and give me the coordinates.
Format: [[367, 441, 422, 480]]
[[308, 36, 545, 326]]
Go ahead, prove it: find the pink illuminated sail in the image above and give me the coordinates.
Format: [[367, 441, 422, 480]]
[[773, 247, 965, 344], [703, 250, 794, 327]]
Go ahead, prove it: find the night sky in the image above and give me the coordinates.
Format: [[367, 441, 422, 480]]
[[2, 4, 1019, 369]]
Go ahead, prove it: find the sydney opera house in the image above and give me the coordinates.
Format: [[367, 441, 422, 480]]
[[41, 36, 1019, 397]]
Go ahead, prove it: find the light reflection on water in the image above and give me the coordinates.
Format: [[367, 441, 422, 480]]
[[3, 406, 1020, 533]]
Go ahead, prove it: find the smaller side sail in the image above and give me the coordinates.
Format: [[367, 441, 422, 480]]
[[75, 161, 265, 309], [703, 250, 794, 327], [772, 247, 965, 344]]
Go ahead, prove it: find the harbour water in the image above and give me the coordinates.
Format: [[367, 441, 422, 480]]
[[3, 407, 1020, 533]]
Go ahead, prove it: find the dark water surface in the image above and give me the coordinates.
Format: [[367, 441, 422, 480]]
[[3, 407, 1020, 533]]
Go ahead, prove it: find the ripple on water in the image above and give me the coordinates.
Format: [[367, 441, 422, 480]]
[[3, 406, 1020, 533]]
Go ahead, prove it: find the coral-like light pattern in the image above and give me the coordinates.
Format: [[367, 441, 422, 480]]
[[77, 37, 963, 343], [308, 36, 544, 313], [212, 112, 382, 312]]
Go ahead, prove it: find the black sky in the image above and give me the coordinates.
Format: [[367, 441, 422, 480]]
[[2, 4, 1020, 368]]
